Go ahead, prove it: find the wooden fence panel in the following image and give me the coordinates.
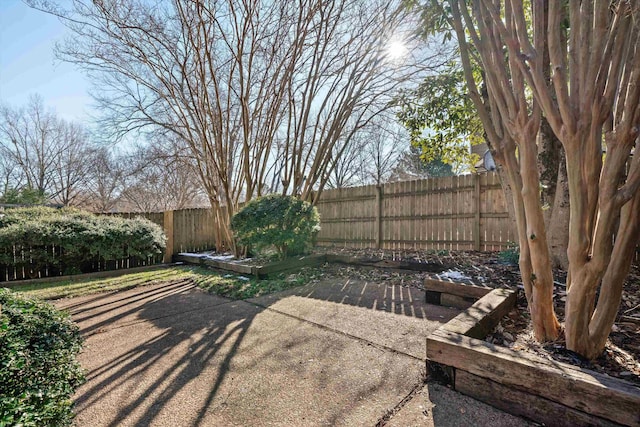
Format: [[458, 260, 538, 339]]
[[2, 174, 637, 283], [314, 172, 515, 251], [315, 185, 377, 248], [171, 208, 218, 253], [105, 177, 640, 262]]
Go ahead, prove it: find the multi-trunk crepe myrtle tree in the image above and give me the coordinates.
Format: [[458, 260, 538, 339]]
[[29, 0, 448, 252], [430, 0, 640, 359]]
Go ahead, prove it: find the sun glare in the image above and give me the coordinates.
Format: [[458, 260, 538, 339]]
[[385, 39, 408, 61]]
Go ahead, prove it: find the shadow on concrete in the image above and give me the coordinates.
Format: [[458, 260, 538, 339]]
[[72, 286, 258, 426], [66, 276, 462, 426], [250, 276, 458, 322], [72, 281, 198, 335]]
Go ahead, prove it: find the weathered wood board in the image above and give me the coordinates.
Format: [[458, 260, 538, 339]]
[[424, 278, 492, 299], [174, 254, 254, 275], [440, 288, 516, 338], [427, 328, 640, 426], [455, 370, 620, 427]]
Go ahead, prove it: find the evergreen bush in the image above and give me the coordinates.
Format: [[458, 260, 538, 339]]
[[0, 289, 84, 426], [0, 207, 166, 275], [231, 195, 320, 258]]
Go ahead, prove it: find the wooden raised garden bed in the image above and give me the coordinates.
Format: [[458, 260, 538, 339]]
[[324, 254, 450, 273], [175, 252, 448, 278], [174, 253, 327, 278], [424, 277, 492, 309], [426, 282, 640, 427]]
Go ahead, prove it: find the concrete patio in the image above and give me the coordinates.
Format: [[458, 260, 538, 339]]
[[55, 278, 531, 426]]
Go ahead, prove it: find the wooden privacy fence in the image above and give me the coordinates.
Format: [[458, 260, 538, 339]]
[[3, 173, 638, 282], [315, 172, 515, 251], [0, 209, 219, 283], [107, 173, 513, 267]]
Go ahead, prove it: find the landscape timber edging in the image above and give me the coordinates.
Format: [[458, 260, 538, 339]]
[[175, 253, 255, 275], [174, 253, 328, 278], [175, 252, 448, 278], [426, 287, 640, 426], [424, 277, 492, 309], [324, 254, 450, 273]]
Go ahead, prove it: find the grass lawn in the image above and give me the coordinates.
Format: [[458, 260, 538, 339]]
[[8, 265, 318, 301]]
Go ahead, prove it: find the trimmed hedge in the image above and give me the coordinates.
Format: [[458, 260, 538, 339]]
[[0, 207, 166, 276], [231, 194, 320, 258], [0, 289, 84, 426]]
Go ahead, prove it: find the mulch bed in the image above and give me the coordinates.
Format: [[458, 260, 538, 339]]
[[315, 246, 640, 386]]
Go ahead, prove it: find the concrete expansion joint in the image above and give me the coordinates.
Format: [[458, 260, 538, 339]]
[[248, 300, 424, 362], [374, 380, 426, 427]]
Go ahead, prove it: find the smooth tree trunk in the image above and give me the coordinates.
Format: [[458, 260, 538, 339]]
[[506, 128, 560, 341], [563, 132, 640, 359], [448, 0, 561, 342], [538, 119, 569, 270]]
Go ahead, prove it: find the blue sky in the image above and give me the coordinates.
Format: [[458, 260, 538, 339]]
[[0, 0, 93, 122]]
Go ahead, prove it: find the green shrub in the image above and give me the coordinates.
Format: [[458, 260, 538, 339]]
[[231, 194, 320, 258], [0, 187, 47, 205], [0, 207, 166, 275], [0, 289, 84, 426], [498, 242, 519, 265]]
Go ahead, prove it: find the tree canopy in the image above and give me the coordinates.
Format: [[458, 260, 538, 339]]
[[395, 63, 483, 171], [29, 0, 447, 250]]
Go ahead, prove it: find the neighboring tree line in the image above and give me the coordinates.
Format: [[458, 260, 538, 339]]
[[0, 94, 453, 212], [0, 95, 208, 212]]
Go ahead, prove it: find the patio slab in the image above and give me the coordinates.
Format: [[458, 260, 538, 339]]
[[248, 279, 459, 359], [54, 279, 530, 426]]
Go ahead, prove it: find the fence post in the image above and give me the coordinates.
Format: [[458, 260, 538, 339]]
[[375, 185, 383, 249], [163, 210, 175, 263], [474, 174, 481, 251]]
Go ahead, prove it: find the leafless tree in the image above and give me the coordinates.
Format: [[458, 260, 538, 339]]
[[361, 122, 406, 185], [30, 0, 448, 250], [120, 138, 208, 211], [80, 147, 126, 212], [325, 119, 407, 188], [276, 1, 442, 199], [0, 95, 59, 195], [0, 148, 21, 196], [325, 138, 366, 189], [50, 121, 94, 206], [0, 95, 94, 205]]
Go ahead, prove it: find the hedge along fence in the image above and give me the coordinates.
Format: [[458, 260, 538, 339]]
[[0, 207, 166, 282]]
